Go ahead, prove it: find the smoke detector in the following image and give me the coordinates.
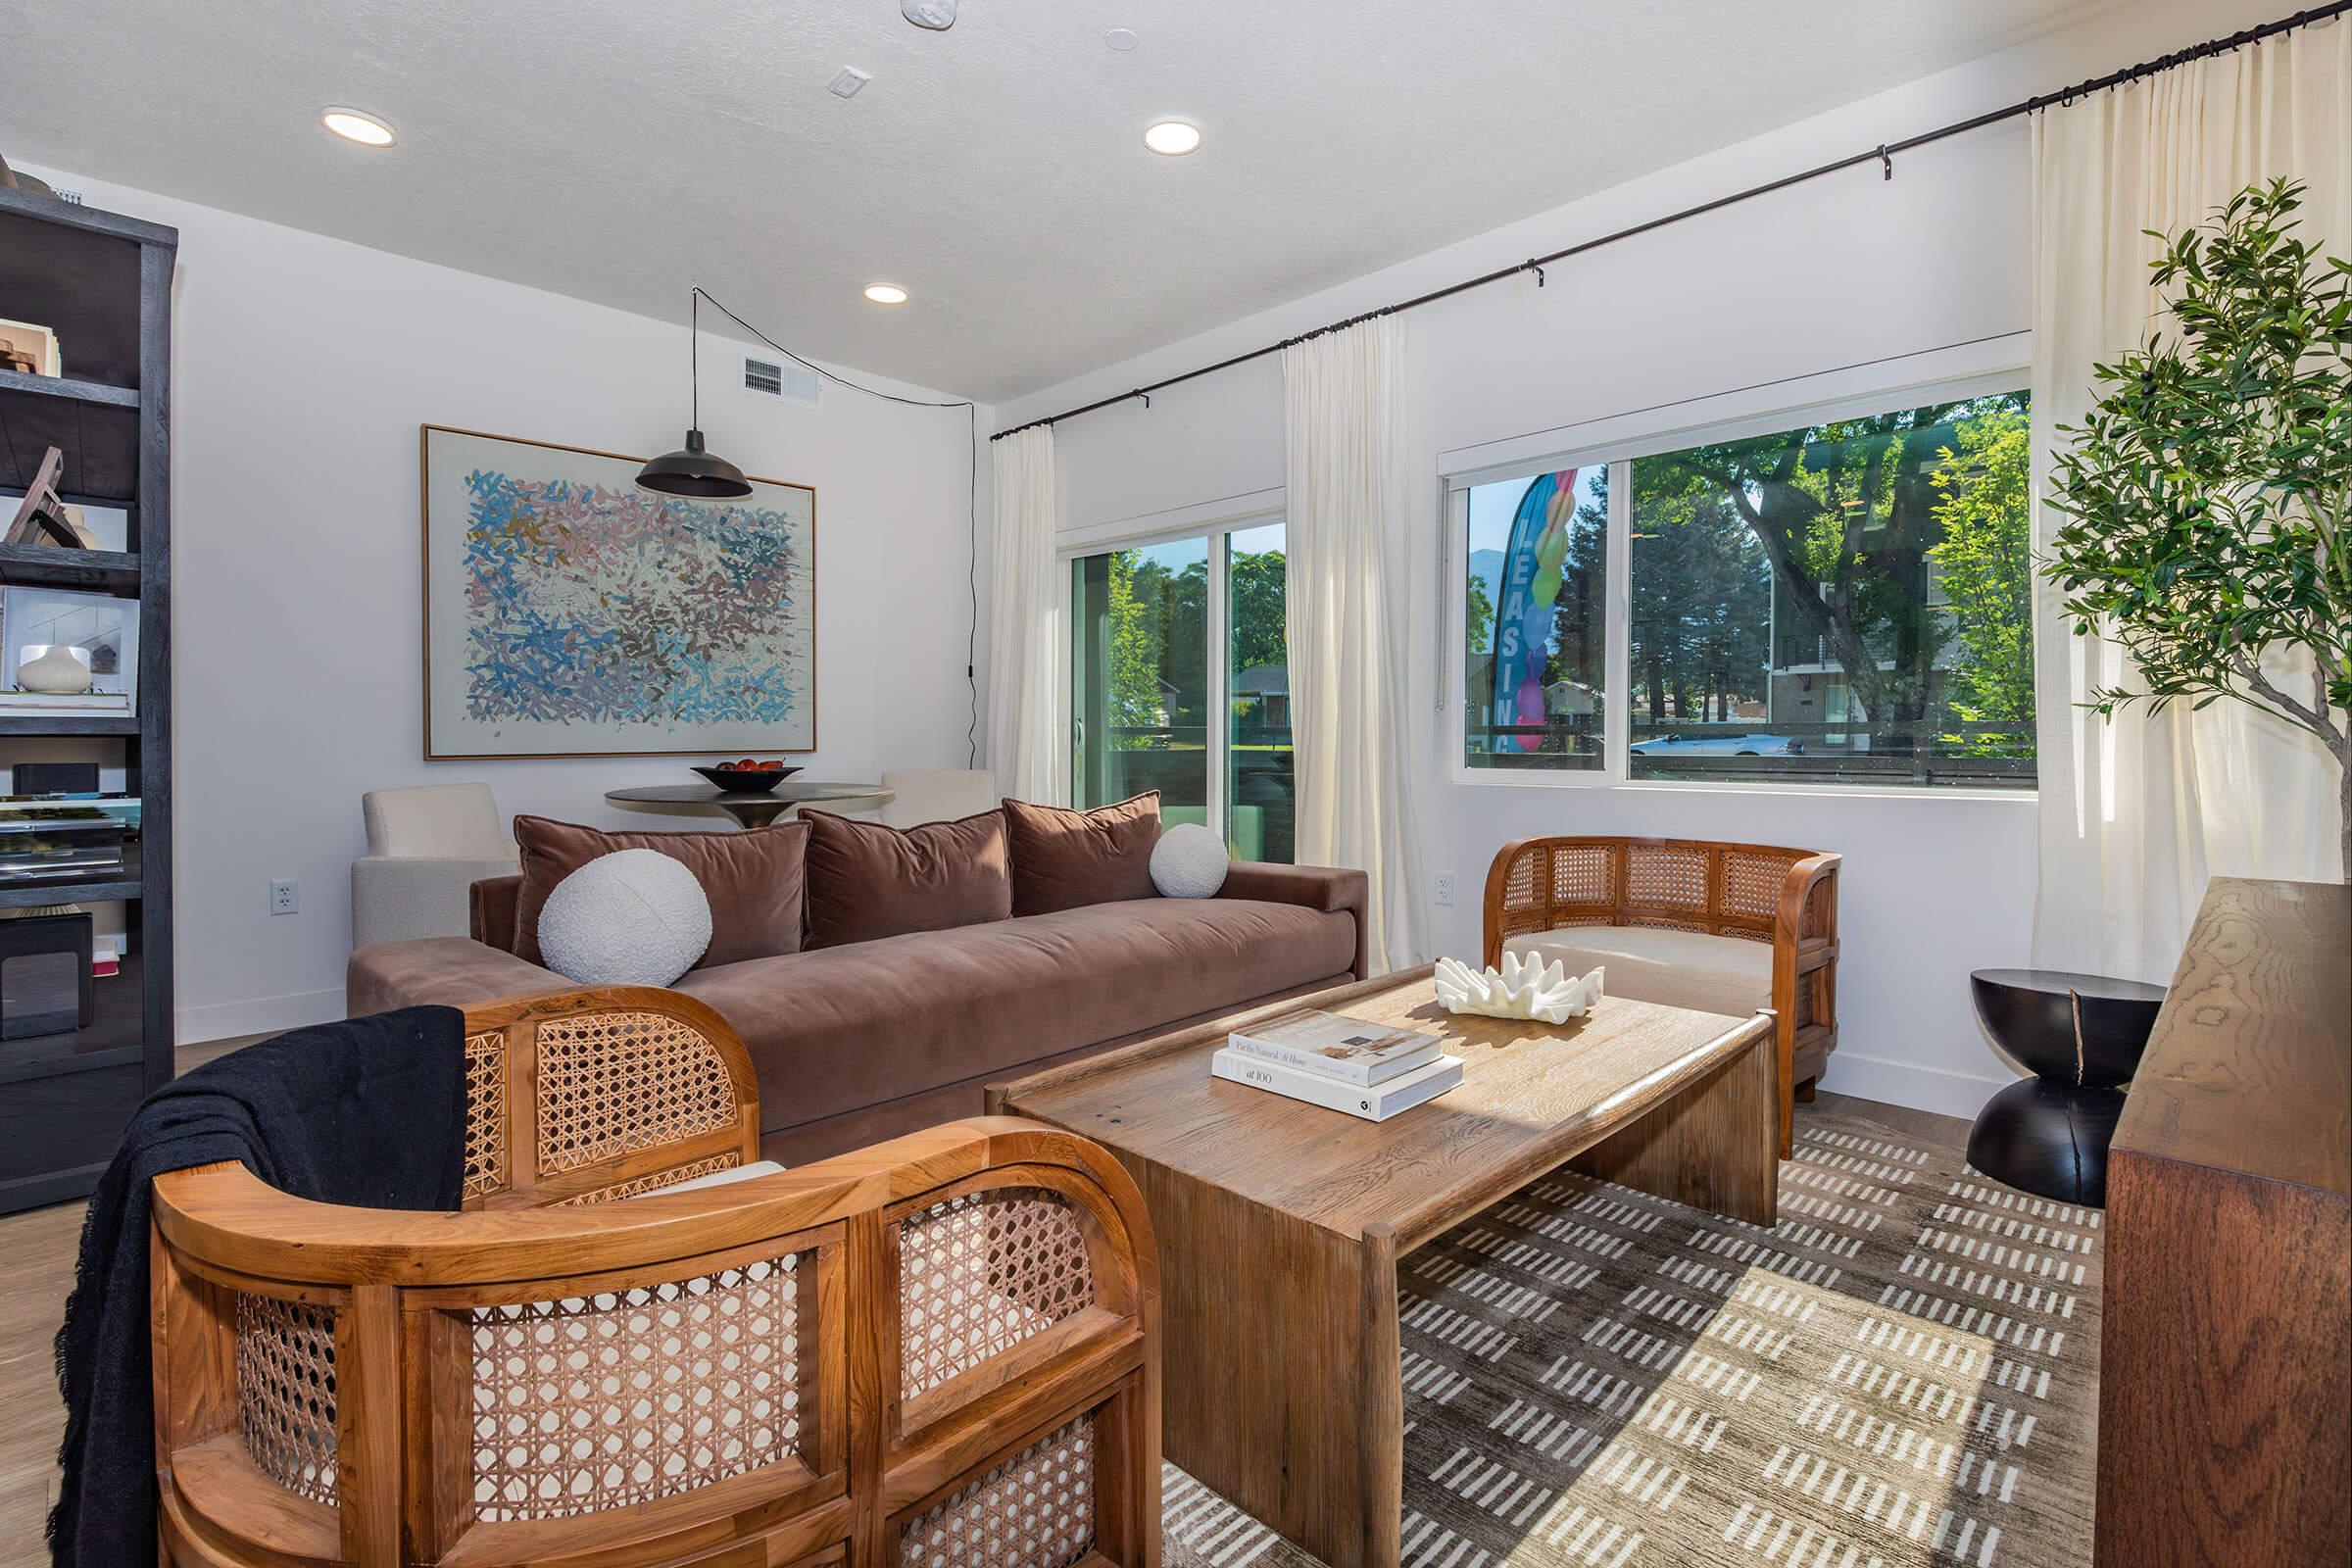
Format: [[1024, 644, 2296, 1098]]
[[903, 0, 956, 29]]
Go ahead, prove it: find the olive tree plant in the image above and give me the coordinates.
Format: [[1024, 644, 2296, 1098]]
[[2044, 178, 2352, 877]]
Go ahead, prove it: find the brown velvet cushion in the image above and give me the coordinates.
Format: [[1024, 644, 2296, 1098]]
[[511, 814, 808, 969], [799, 808, 1012, 949], [1003, 792, 1162, 915]]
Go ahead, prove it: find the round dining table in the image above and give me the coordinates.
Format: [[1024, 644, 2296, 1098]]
[[604, 781, 895, 829]]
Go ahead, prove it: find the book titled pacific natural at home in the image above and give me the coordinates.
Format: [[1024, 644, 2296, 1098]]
[[1210, 1047, 1465, 1121], [1224, 1008, 1446, 1086]]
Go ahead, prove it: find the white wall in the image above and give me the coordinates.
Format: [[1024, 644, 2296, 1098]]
[[991, 0, 2285, 1120], [25, 166, 993, 1044]]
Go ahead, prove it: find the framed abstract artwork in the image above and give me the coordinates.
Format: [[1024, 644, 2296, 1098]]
[[419, 426, 815, 759]]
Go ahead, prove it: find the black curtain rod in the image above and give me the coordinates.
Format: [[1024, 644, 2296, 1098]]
[[994, 0, 2349, 442]]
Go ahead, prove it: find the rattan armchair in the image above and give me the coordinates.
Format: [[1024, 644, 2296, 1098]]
[[148, 986, 1161, 1568], [1484, 836, 1840, 1156]]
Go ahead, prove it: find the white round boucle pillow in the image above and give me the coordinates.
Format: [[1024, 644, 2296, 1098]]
[[536, 849, 712, 986], [1150, 821, 1230, 899]]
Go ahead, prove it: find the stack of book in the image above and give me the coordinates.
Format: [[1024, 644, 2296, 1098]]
[[1212, 1009, 1464, 1121], [0, 689, 132, 718]]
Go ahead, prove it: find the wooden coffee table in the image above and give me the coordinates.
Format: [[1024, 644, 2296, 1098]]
[[989, 966, 1778, 1568]]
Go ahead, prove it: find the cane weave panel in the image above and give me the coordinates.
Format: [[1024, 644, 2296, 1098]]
[[900, 1189, 1095, 1400], [1722, 852, 1797, 925], [900, 1415, 1097, 1568], [469, 1255, 802, 1521], [1500, 851, 1539, 913], [235, 1294, 339, 1506], [554, 1152, 744, 1206], [1624, 845, 1710, 910], [1545, 843, 1618, 908], [534, 1010, 738, 1175], [465, 1030, 509, 1200]]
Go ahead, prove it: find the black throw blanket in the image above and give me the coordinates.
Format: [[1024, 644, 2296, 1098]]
[[48, 1005, 467, 1568]]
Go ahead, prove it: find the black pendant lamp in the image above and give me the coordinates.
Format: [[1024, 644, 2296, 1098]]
[[638, 287, 754, 500]]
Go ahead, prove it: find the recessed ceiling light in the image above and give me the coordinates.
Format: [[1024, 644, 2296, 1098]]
[[1144, 120, 1201, 156], [863, 283, 909, 305], [320, 108, 397, 147], [1104, 27, 1140, 51]]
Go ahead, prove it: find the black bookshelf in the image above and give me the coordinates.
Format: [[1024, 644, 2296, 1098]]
[[0, 184, 174, 1213]]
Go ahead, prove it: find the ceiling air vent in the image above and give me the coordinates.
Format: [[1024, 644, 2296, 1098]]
[[742, 352, 820, 407]]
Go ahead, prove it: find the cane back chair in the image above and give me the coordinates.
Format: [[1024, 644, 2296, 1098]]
[[1484, 836, 1840, 1156], [148, 986, 1161, 1568]]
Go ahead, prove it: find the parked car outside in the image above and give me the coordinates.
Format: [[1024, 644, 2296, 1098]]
[[1629, 731, 1805, 757]]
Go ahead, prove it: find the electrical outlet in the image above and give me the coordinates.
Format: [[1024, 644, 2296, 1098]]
[[1434, 870, 1457, 906], [270, 878, 298, 916]]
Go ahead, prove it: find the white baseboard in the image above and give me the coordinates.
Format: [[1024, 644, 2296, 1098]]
[[1821, 1050, 2011, 1123], [176, 986, 345, 1047]]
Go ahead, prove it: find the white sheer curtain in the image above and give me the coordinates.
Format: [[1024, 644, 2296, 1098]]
[[2031, 19, 2349, 982], [986, 425, 1065, 805], [1283, 318, 1426, 972]]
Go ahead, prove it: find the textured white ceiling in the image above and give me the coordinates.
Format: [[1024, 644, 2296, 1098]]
[[5, 0, 2111, 401]]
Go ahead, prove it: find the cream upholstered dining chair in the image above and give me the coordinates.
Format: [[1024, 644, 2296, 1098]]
[[880, 767, 997, 827], [350, 782, 519, 948]]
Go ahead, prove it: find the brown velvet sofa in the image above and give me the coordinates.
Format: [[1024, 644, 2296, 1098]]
[[349, 857, 1367, 1165]]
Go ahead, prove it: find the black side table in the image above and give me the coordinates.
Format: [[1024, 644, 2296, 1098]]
[[1966, 968, 2168, 1208]]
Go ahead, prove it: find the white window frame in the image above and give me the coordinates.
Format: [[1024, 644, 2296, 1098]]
[[1057, 493, 1286, 842], [1442, 348, 2033, 796]]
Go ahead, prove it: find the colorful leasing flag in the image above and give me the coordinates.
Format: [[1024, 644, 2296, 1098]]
[[1489, 469, 1579, 753]]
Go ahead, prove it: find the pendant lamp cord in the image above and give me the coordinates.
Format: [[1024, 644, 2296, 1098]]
[[687, 286, 984, 769], [689, 286, 700, 434]]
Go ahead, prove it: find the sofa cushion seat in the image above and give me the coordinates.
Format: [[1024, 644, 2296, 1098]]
[[1503, 924, 1771, 1019], [673, 896, 1356, 1134]]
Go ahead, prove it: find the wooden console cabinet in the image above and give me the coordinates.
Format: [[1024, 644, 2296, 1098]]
[[2094, 877, 2349, 1567]]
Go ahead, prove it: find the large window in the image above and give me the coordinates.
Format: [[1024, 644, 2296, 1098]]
[[1070, 519, 1293, 858], [1460, 388, 2035, 788]]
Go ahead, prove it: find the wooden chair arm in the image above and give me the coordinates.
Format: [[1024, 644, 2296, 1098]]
[[1773, 853, 1841, 953], [1482, 836, 1550, 968], [152, 1117, 1150, 1290]]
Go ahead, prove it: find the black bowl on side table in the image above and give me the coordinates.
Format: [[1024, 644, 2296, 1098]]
[[691, 765, 804, 794], [1965, 967, 2168, 1208]]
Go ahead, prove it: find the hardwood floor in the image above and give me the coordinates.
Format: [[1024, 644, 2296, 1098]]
[[0, 1034, 265, 1568], [0, 1052, 1973, 1568]]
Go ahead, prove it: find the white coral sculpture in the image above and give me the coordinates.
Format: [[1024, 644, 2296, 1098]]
[[1433, 952, 1605, 1026]]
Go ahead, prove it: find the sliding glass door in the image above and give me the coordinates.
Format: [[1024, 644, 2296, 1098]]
[[1069, 519, 1292, 861]]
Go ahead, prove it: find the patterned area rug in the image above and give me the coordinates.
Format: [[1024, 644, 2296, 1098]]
[[1161, 1102, 2102, 1568]]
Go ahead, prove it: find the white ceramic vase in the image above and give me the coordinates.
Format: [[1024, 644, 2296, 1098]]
[[17, 645, 93, 695]]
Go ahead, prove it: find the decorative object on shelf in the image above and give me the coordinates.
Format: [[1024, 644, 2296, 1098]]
[[16, 643, 91, 694], [0, 803, 126, 883], [1149, 821, 1230, 899], [11, 761, 100, 794], [421, 425, 814, 759], [0, 906, 94, 1038], [1434, 951, 1603, 1025], [0, 315, 61, 376], [1965, 967, 2166, 1207], [4, 446, 83, 547], [691, 759, 802, 793], [637, 286, 753, 500], [0, 153, 58, 200], [0, 586, 136, 705], [534, 849, 712, 986]]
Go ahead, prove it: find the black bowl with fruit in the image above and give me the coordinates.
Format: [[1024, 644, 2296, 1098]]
[[692, 759, 804, 794]]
